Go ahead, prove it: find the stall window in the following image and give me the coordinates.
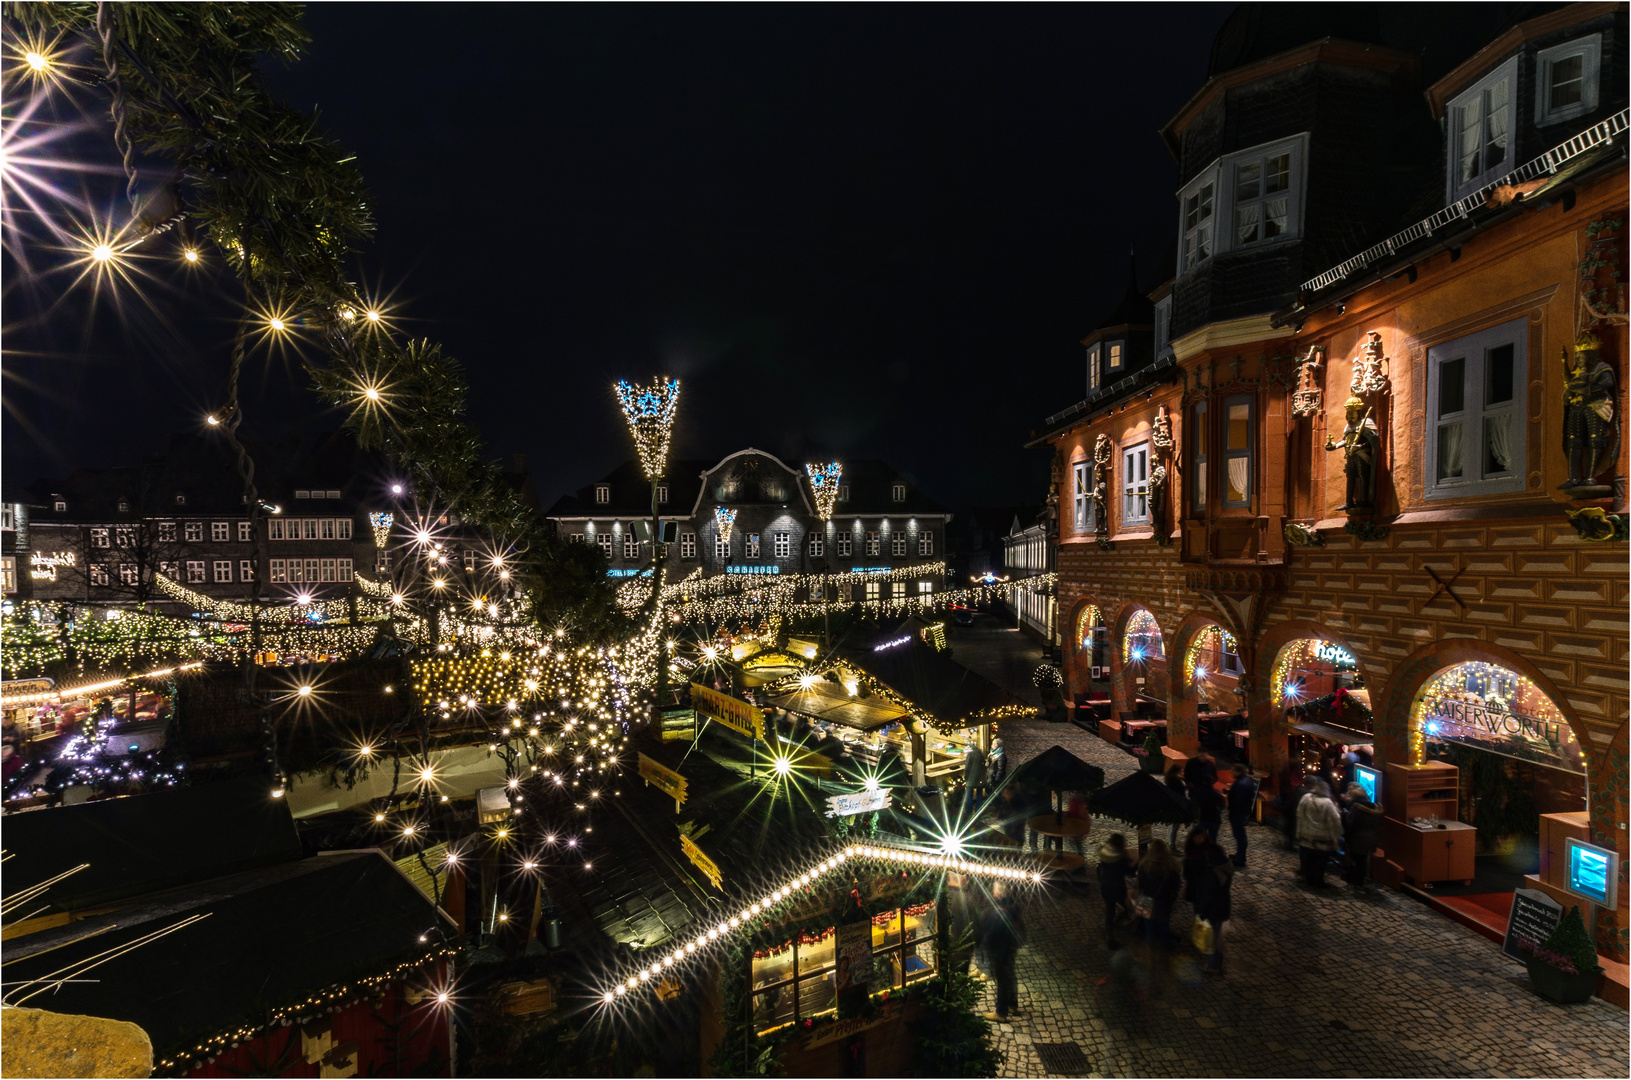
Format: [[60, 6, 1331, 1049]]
[[1223, 395, 1253, 508], [1190, 401, 1208, 513], [750, 906, 937, 1035]]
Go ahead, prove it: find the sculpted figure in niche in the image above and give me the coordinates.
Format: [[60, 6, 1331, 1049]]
[[1149, 464, 1170, 544], [1325, 395, 1380, 512], [1559, 331, 1617, 496]]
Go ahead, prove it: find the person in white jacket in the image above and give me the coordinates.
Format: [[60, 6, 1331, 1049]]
[[1295, 778, 1343, 887]]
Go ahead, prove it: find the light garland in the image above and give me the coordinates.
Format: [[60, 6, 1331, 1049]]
[[0, 661, 204, 707], [597, 842, 1039, 1006], [1183, 625, 1236, 688], [713, 506, 737, 548], [1074, 605, 1103, 650], [1122, 608, 1162, 664], [804, 463, 842, 521], [616, 378, 681, 479], [368, 511, 394, 551]]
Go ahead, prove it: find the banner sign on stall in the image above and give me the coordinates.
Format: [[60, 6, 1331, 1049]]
[[680, 833, 723, 890], [638, 752, 689, 808], [690, 683, 765, 741], [1500, 888, 1564, 963], [825, 788, 891, 818], [833, 919, 876, 993]]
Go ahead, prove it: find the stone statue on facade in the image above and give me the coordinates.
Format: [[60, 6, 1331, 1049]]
[[1325, 395, 1381, 512], [1350, 331, 1389, 398], [1152, 406, 1174, 453], [1559, 331, 1618, 498], [1149, 464, 1170, 544]]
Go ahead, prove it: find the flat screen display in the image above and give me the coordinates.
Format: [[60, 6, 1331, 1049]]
[[1564, 838, 1619, 909], [1353, 764, 1379, 804]]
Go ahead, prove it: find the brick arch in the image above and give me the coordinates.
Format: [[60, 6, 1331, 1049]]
[[1166, 611, 1239, 755], [1106, 602, 1170, 732], [1060, 597, 1104, 700], [1248, 620, 1374, 782]]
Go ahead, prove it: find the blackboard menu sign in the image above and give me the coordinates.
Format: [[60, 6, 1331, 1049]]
[[1501, 888, 1564, 963]]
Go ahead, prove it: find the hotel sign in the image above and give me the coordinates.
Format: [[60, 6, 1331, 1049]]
[[691, 683, 766, 741]]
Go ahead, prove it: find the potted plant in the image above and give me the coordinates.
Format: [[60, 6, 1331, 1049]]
[[1517, 905, 1603, 1004]]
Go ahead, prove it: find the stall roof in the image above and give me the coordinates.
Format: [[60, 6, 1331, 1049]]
[[1292, 720, 1375, 745], [837, 633, 1021, 729], [766, 681, 909, 732]]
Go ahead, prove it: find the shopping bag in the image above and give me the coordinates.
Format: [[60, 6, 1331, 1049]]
[[1134, 893, 1155, 920], [1191, 917, 1215, 954]]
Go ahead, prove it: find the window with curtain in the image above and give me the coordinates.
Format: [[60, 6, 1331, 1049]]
[[1190, 401, 1208, 513], [1234, 150, 1291, 246], [1447, 58, 1516, 201], [1425, 317, 1526, 498], [1122, 442, 1150, 526], [1179, 175, 1216, 269], [1073, 462, 1092, 532], [1223, 395, 1253, 507]]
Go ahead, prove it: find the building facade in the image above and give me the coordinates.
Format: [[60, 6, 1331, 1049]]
[[1034, 4, 1628, 961], [1002, 507, 1058, 649], [546, 449, 953, 599]]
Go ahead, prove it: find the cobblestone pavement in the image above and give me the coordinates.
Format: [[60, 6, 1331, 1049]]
[[966, 719, 1629, 1078]]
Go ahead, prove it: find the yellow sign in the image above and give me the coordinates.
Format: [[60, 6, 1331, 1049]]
[[680, 833, 723, 890], [691, 683, 765, 741], [638, 752, 689, 807]]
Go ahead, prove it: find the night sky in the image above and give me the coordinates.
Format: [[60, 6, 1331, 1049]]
[[3, 4, 1231, 514]]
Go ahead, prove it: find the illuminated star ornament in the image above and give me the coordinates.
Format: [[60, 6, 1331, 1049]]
[[615, 378, 681, 479], [713, 506, 737, 547], [804, 462, 842, 520]]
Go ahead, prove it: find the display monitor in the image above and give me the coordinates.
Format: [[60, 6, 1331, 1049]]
[[1564, 837, 1620, 909], [1353, 763, 1380, 804]]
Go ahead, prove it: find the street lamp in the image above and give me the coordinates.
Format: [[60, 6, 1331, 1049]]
[[615, 378, 681, 717], [805, 463, 841, 649]]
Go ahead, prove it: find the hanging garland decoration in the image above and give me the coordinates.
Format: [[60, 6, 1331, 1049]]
[[804, 463, 842, 521], [713, 506, 738, 549], [1074, 605, 1102, 650], [1182, 624, 1237, 689]]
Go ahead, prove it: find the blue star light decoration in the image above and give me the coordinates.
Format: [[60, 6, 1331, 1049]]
[[615, 378, 681, 478], [804, 462, 842, 520]]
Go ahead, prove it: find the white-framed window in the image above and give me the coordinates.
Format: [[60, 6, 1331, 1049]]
[[211, 521, 230, 542], [1179, 169, 1217, 269], [595, 485, 610, 505], [808, 534, 824, 557], [918, 531, 934, 556], [119, 563, 139, 586], [865, 581, 880, 602], [680, 532, 697, 559], [1231, 147, 1291, 248], [1222, 395, 1254, 508], [158, 521, 176, 542], [836, 532, 852, 557], [237, 520, 252, 542], [160, 561, 178, 581], [891, 581, 906, 600], [1122, 442, 1150, 526], [865, 531, 880, 556], [320, 558, 337, 582], [326, 489, 341, 500], [745, 533, 761, 558], [774, 532, 790, 557], [656, 484, 669, 504], [186, 560, 205, 583], [90, 527, 110, 548], [1536, 35, 1600, 127], [90, 564, 110, 586], [336, 518, 352, 540], [213, 560, 233, 583], [114, 526, 134, 548], [2, 556, 17, 594], [270, 559, 287, 582], [1107, 341, 1123, 372], [304, 558, 320, 582], [838, 484, 850, 502], [597, 533, 612, 558], [623, 533, 637, 560], [1447, 57, 1516, 202], [1190, 400, 1209, 513], [1087, 345, 1102, 392], [891, 483, 906, 503], [918, 581, 933, 594], [320, 519, 336, 540], [337, 558, 353, 582], [54, 500, 67, 512], [570, 532, 584, 544], [240, 560, 254, 581], [715, 535, 729, 560], [1425, 316, 1526, 499], [296, 489, 311, 500], [891, 533, 907, 557], [1154, 296, 1172, 356], [268, 518, 284, 541], [288, 559, 304, 583], [185, 522, 203, 543], [302, 519, 319, 540], [1073, 461, 1092, 532]]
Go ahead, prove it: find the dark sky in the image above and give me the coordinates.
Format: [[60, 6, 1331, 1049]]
[[3, 4, 1232, 514]]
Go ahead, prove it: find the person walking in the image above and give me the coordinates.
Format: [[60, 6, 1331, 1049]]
[[1279, 771, 1314, 851], [1163, 765, 1191, 848], [979, 884, 1026, 1021], [1342, 781, 1384, 889], [1096, 833, 1137, 950], [1194, 779, 1226, 844], [962, 741, 987, 815], [1296, 778, 1343, 887], [987, 737, 1007, 785], [1226, 765, 1259, 867], [1135, 839, 1181, 950], [1191, 831, 1235, 974]]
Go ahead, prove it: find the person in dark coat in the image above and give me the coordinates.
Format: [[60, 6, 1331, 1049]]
[[1342, 782, 1385, 889], [1194, 782, 1226, 844], [1163, 765, 1191, 847], [1192, 835, 1235, 973], [1136, 839, 1181, 951], [1096, 833, 1137, 949], [1181, 825, 1211, 911], [1183, 750, 1218, 796], [1226, 766, 1259, 866], [978, 885, 1025, 1021]]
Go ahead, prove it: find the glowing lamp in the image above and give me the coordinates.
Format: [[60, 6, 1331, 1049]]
[[91, 244, 113, 262], [183, 249, 199, 263], [25, 51, 49, 71]]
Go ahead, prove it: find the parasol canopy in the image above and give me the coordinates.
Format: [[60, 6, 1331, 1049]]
[[1087, 769, 1193, 826], [1008, 745, 1105, 824]]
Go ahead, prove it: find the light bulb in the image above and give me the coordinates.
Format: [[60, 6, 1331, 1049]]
[[91, 244, 113, 262], [183, 249, 199, 263], [25, 51, 49, 71]]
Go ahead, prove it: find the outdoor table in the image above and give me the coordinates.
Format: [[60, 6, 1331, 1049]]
[[1026, 813, 1092, 863], [1120, 719, 1168, 744]]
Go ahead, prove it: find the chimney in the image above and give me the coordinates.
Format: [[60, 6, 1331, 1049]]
[[512, 453, 527, 474]]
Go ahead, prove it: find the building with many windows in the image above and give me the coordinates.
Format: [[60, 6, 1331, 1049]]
[[1032, 3, 1627, 972], [546, 449, 953, 598]]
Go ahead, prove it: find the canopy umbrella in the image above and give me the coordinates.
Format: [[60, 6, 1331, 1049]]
[[1087, 769, 1192, 826], [1007, 744, 1105, 826]]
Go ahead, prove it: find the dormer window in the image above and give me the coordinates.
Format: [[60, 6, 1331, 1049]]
[[1088, 345, 1102, 391], [54, 500, 67, 512], [838, 484, 850, 502], [1535, 35, 1600, 127], [117, 498, 130, 513], [1447, 57, 1516, 202], [595, 484, 610, 505], [1232, 149, 1291, 246], [1107, 342, 1123, 371], [891, 483, 906, 503], [174, 493, 186, 506]]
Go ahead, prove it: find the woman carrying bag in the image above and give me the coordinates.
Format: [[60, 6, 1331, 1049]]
[[1190, 831, 1234, 974]]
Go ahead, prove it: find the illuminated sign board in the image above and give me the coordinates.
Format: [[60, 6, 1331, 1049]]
[[725, 565, 780, 575], [637, 752, 689, 807], [1313, 641, 1355, 665], [1564, 838, 1620, 908], [680, 833, 722, 890], [29, 551, 76, 581], [825, 788, 891, 817]]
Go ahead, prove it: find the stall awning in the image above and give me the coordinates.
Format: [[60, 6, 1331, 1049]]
[[768, 683, 910, 732], [1292, 720, 1374, 745]]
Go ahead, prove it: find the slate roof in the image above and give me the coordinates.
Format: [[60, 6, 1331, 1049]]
[[0, 850, 446, 1059]]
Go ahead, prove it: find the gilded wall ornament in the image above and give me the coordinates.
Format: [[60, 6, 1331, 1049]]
[[1559, 331, 1618, 498], [1283, 521, 1325, 547], [1152, 406, 1174, 453], [1350, 331, 1390, 398], [1292, 344, 1324, 418]]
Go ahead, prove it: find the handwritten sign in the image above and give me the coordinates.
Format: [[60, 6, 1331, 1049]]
[[638, 752, 689, 807], [29, 551, 75, 581], [1501, 888, 1564, 963], [680, 833, 722, 890], [691, 683, 765, 741], [826, 788, 890, 818]]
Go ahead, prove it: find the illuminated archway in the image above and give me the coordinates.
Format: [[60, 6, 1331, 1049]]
[[1062, 600, 1105, 700], [1410, 661, 1584, 774], [1249, 621, 1372, 781], [1106, 604, 1167, 730]]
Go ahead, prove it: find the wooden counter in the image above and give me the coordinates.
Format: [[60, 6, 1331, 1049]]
[[1382, 818, 1475, 886]]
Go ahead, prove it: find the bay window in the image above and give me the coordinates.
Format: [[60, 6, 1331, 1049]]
[[1223, 395, 1254, 508], [1425, 317, 1526, 498], [1190, 401, 1208, 513]]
